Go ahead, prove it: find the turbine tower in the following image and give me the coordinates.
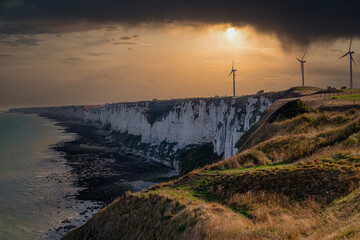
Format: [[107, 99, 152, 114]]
[[296, 50, 307, 87], [340, 37, 356, 89], [229, 61, 236, 97]]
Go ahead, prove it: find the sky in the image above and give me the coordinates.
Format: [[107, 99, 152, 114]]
[[1, 0, 360, 109]]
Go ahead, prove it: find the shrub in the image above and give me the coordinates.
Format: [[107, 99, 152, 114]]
[[347, 108, 357, 115], [269, 99, 317, 122]]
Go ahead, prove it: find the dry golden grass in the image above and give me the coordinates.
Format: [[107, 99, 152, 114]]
[[305, 187, 360, 240], [209, 110, 360, 170], [237, 107, 358, 152], [63, 188, 326, 240], [63, 108, 360, 240]]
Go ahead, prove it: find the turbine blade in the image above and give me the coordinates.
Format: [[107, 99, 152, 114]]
[[352, 56, 356, 66], [340, 53, 349, 59], [232, 60, 234, 69], [302, 50, 307, 61], [229, 71, 233, 77], [349, 37, 353, 51], [296, 58, 301, 62]]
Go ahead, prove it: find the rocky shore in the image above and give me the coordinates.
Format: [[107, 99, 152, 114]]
[[46, 118, 177, 238]]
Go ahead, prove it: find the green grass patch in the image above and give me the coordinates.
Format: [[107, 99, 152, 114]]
[[340, 88, 360, 92], [228, 205, 253, 218], [333, 93, 360, 101], [208, 162, 290, 174]]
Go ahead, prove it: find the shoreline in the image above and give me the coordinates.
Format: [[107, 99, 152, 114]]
[[43, 116, 177, 238]]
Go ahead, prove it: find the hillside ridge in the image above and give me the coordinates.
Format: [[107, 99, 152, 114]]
[[63, 93, 360, 240]]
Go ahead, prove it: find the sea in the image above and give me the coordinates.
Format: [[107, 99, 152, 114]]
[[0, 112, 100, 240]]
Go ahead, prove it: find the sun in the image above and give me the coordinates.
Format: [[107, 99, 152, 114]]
[[226, 27, 236, 40]]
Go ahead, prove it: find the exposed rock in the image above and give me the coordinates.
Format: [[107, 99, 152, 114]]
[[10, 96, 273, 169]]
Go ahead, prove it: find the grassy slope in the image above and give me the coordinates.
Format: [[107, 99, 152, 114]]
[[63, 101, 360, 240], [334, 93, 360, 101], [327, 89, 360, 101]]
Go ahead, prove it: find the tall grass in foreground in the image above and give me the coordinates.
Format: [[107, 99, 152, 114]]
[[63, 108, 360, 240], [208, 109, 360, 170]]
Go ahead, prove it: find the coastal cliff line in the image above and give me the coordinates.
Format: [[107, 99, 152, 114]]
[[10, 95, 272, 170]]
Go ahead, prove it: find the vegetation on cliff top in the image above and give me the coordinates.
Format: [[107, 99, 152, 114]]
[[268, 99, 317, 122], [63, 101, 360, 240], [334, 93, 360, 101]]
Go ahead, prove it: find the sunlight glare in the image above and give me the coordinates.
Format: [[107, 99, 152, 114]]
[[226, 27, 236, 40]]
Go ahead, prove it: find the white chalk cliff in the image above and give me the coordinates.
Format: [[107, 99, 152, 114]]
[[10, 96, 272, 169]]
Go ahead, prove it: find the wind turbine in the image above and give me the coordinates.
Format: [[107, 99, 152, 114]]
[[340, 37, 356, 89], [296, 50, 307, 87], [229, 61, 236, 97]]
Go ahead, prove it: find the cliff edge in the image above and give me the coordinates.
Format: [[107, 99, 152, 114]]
[[63, 93, 360, 239]]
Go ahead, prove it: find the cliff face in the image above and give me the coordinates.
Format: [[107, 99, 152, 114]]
[[10, 96, 272, 169], [62, 99, 360, 240]]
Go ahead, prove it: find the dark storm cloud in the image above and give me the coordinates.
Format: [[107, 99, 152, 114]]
[[330, 49, 343, 53], [120, 36, 132, 40], [113, 42, 137, 45], [1, 37, 41, 46], [0, 53, 11, 57], [64, 55, 82, 61], [87, 52, 110, 57], [0, 0, 360, 45]]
